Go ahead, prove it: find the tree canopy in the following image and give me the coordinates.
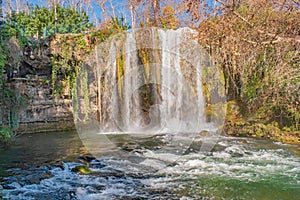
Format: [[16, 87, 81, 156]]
[[6, 5, 91, 38]]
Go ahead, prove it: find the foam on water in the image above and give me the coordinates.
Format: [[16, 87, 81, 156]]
[[75, 28, 227, 159], [2, 137, 299, 200]]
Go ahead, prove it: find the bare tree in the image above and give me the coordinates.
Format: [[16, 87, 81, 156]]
[[152, 0, 160, 26], [2, 0, 12, 18], [128, 0, 140, 29], [195, 0, 300, 127], [128, 0, 161, 27], [109, 0, 116, 18], [98, 0, 108, 24], [129, 2, 136, 29], [2, 0, 26, 18]]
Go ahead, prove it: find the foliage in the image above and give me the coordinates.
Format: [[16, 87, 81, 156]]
[[0, 23, 29, 48], [0, 24, 18, 39], [196, 0, 300, 130], [161, 6, 179, 29], [50, 33, 92, 98], [0, 126, 12, 144], [10, 5, 92, 38], [51, 16, 129, 98], [0, 41, 6, 86], [3, 86, 24, 128], [51, 54, 81, 97], [109, 17, 130, 32], [92, 17, 130, 42]]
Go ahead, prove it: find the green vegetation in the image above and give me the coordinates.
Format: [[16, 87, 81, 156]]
[[51, 17, 129, 98], [0, 41, 6, 85], [0, 4, 94, 99], [71, 165, 93, 174], [1, 4, 129, 101], [10, 5, 91, 38], [91, 17, 130, 42], [0, 126, 12, 144], [197, 1, 300, 138]]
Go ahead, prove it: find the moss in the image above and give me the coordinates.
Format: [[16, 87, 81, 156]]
[[83, 69, 90, 120], [71, 165, 93, 174], [116, 54, 125, 100], [224, 114, 300, 145], [137, 48, 152, 83], [0, 42, 7, 82], [223, 100, 300, 144], [50, 24, 128, 98], [0, 126, 12, 144], [50, 34, 91, 97]]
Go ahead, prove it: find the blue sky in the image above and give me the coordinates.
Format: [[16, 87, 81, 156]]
[[3, 0, 211, 27], [27, 0, 131, 26]]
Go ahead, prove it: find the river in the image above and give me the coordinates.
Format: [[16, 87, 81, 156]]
[[0, 131, 299, 199]]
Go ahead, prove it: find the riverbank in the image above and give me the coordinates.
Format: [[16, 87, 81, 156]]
[[224, 121, 300, 145], [224, 101, 300, 145]]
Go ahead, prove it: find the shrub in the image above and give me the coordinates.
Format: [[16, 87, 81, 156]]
[[0, 126, 12, 144]]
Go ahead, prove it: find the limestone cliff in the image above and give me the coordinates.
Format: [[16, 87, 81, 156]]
[[1, 37, 75, 133]]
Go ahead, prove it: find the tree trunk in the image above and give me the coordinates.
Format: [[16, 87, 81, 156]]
[[130, 5, 135, 29], [110, 0, 116, 18], [152, 0, 160, 26]]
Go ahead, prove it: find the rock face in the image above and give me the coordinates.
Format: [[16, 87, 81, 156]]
[[3, 37, 52, 79], [8, 79, 75, 133], [4, 37, 22, 79], [20, 38, 52, 78], [2, 37, 75, 133]]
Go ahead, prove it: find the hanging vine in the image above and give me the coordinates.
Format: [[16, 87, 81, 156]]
[[50, 34, 89, 98]]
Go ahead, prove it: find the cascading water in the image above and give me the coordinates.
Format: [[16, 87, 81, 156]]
[[160, 29, 183, 132], [1, 132, 300, 200], [1, 29, 299, 200], [74, 27, 226, 161]]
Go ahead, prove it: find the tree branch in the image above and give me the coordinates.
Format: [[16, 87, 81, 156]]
[[216, 0, 300, 44]]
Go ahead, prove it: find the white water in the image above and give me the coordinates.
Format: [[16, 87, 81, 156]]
[[77, 28, 219, 135], [2, 135, 300, 200], [160, 29, 184, 132], [73, 28, 227, 164]]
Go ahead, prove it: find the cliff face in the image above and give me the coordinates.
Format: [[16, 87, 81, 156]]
[[8, 79, 74, 133], [2, 37, 75, 133], [4, 37, 52, 79]]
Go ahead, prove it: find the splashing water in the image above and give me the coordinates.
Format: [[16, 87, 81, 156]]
[[74, 28, 226, 162], [1, 132, 299, 200]]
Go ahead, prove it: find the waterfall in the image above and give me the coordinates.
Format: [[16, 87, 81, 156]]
[[123, 32, 141, 131], [159, 29, 184, 132], [76, 28, 225, 138]]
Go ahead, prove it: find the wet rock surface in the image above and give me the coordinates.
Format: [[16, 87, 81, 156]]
[[0, 160, 179, 200]]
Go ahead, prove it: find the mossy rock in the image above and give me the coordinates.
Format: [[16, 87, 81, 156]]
[[71, 165, 93, 174], [225, 120, 300, 144]]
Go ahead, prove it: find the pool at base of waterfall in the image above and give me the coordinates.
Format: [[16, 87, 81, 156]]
[[0, 131, 299, 200]]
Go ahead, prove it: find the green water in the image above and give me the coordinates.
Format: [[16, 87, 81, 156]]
[[0, 131, 299, 200], [0, 131, 83, 176]]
